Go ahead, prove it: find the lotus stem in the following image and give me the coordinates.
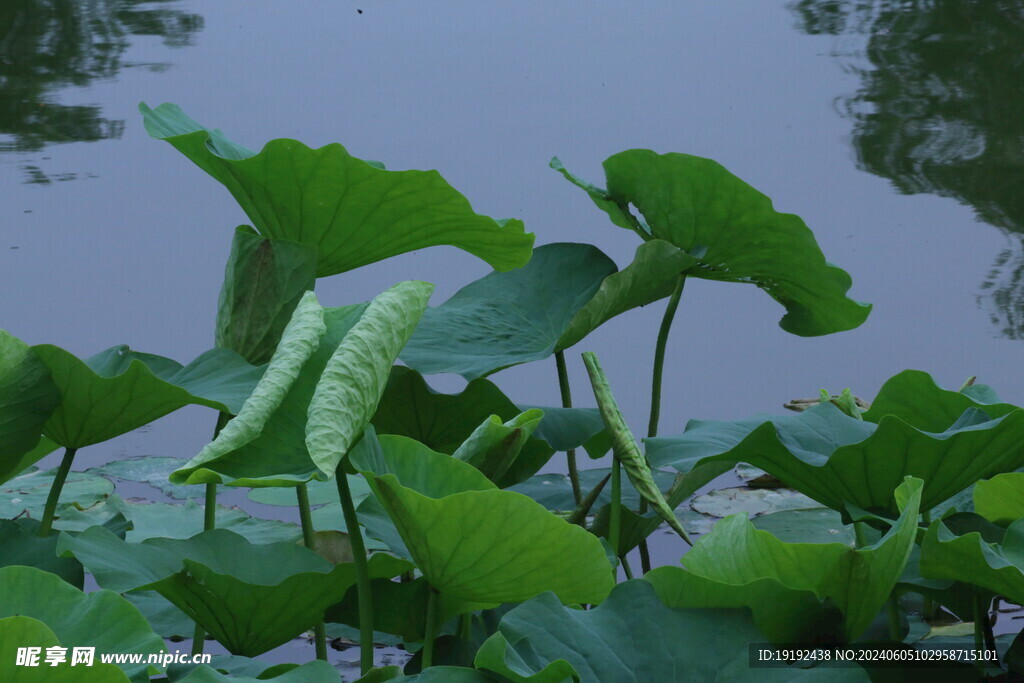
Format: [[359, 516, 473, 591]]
[[555, 351, 582, 506], [38, 447, 76, 537], [337, 470, 374, 675], [620, 552, 634, 580], [641, 274, 686, 573], [423, 587, 438, 669], [921, 510, 934, 618], [610, 455, 621, 582], [194, 412, 229, 656], [297, 483, 328, 661], [566, 473, 610, 527], [853, 522, 870, 549], [887, 593, 901, 641], [458, 613, 472, 667]]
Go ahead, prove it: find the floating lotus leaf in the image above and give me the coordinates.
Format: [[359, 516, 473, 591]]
[[141, 102, 533, 277], [919, 514, 1024, 607], [400, 241, 695, 380], [750, 507, 856, 545], [0, 566, 165, 682], [173, 281, 431, 487], [0, 331, 60, 483], [974, 473, 1024, 526], [647, 388, 1024, 517], [1, 468, 112, 521], [553, 151, 871, 336], [366, 471, 614, 606], [86, 456, 199, 500], [371, 367, 554, 484], [215, 226, 318, 366], [57, 527, 411, 657], [645, 477, 922, 643], [475, 580, 866, 682], [33, 342, 263, 450]]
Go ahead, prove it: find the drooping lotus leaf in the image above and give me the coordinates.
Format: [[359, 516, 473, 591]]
[[0, 566, 165, 682], [175, 661, 343, 683], [861, 370, 1017, 431], [1, 468, 113, 520], [0, 518, 83, 587], [553, 151, 872, 336], [371, 367, 554, 483], [55, 495, 302, 544], [0, 616, 130, 682], [57, 527, 411, 657], [365, 472, 614, 606], [400, 241, 695, 380], [0, 331, 60, 483], [475, 580, 866, 682], [216, 226, 318, 366], [305, 280, 434, 475], [174, 281, 432, 486], [140, 102, 534, 277], [646, 477, 922, 643], [919, 515, 1024, 607], [33, 342, 263, 450], [647, 398, 1024, 518], [974, 473, 1024, 526]]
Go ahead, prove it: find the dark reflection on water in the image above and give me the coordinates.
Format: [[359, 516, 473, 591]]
[[0, 0, 202, 178], [791, 0, 1024, 337]]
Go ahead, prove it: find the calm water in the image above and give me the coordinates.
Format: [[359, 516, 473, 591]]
[[3, 0, 1023, 668]]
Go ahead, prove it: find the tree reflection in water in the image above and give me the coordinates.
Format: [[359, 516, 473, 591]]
[[791, 1, 1024, 337], [0, 0, 202, 175]]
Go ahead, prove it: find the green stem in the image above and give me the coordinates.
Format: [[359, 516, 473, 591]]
[[555, 351, 582, 506], [853, 522, 869, 549], [297, 483, 327, 661], [337, 470, 374, 675], [620, 553, 634, 580], [647, 274, 686, 439], [921, 510, 934, 618], [610, 455, 621, 582], [458, 613, 472, 667], [887, 593, 901, 641], [38, 447, 77, 537], [423, 588, 438, 670], [193, 412, 229, 656]]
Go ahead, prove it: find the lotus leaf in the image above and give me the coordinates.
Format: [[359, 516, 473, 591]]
[[400, 241, 695, 380], [215, 226, 318, 365], [645, 477, 922, 642], [33, 343, 263, 450], [0, 331, 60, 482], [1, 468, 113, 520], [0, 518, 83, 587], [141, 102, 533, 277], [647, 398, 1024, 517], [57, 527, 411, 656], [861, 370, 1017, 431], [517, 404, 609, 457], [0, 566, 165, 681], [366, 473, 614, 606], [175, 661, 342, 683], [475, 580, 866, 682], [974, 473, 1024, 526], [86, 456, 199, 500], [553, 150, 871, 336], [0, 616, 129, 682]]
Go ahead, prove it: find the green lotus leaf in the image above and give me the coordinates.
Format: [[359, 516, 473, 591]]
[[57, 527, 411, 657], [400, 241, 695, 380], [452, 410, 547, 486], [0, 566, 165, 681], [123, 591, 194, 640], [475, 580, 866, 682], [55, 495, 302, 544], [175, 661, 342, 683], [0, 616, 130, 682], [974, 473, 1024, 525], [517, 404, 609, 458], [354, 666, 491, 682], [306, 280, 433, 475], [247, 475, 371, 506], [366, 474, 614, 606], [33, 342, 263, 450], [750, 507, 856, 545], [371, 367, 554, 484], [861, 370, 1017, 431], [352, 432, 497, 497], [0, 518, 83, 587], [171, 293, 361, 486], [646, 477, 921, 643], [141, 102, 534, 277], [86, 456, 199, 500], [215, 226, 318, 366], [919, 514, 1024, 606], [1, 468, 113, 521], [0, 331, 60, 483], [647, 398, 1024, 517], [553, 151, 871, 336]]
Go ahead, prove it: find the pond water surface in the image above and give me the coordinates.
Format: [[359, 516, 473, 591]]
[[3, 0, 1023, 673]]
